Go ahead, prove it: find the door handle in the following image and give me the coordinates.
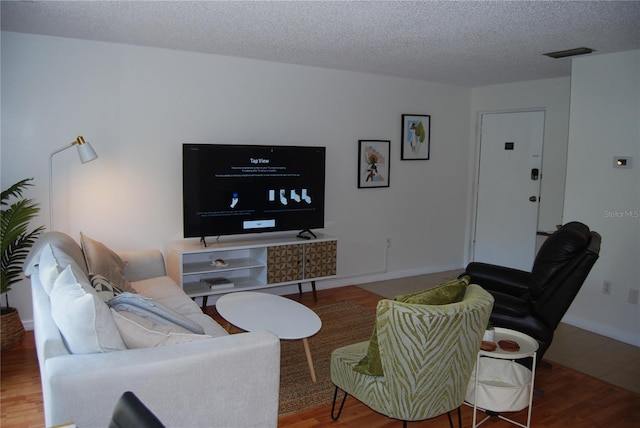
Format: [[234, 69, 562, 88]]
[[529, 196, 537, 202], [531, 168, 539, 180]]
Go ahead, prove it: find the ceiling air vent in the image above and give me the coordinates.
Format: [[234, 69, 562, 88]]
[[543, 47, 595, 59]]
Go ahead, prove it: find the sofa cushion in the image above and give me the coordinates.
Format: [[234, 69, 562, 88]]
[[50, 265, 126, 354], [107, 292, 205, 334], [131, 276, 229, 338], [38, 244, 60, 295], [132, 276, 205, 317], [353, 276, 470, 377], [39, 242, 99, 296], [111, 310, 213, 348], [117, 250, 167, 282], [81, 233, 136, 293], [24, 231, 88, 277]]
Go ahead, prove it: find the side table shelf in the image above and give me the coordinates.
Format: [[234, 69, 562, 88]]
[[465, 327, 538, 428]]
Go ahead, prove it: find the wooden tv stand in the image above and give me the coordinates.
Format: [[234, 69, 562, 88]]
[[167, 233, 337, 307]]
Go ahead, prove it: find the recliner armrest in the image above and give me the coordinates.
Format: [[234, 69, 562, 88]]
[[464, 262, 531, 296], [488, 290, 531, 318]]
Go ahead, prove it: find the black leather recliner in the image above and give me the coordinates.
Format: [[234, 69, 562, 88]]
[[109, 391, 165, 428], [461, 221, 601, 364]]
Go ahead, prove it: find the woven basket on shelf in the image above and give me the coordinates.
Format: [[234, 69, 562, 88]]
[[1, 308, 26, 350]]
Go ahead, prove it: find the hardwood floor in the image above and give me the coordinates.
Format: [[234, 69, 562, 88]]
[[0, 331, 43, 428], [2, 285, 639, 427]]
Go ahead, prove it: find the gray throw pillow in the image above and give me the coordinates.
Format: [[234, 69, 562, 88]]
[[81, 233, 136, 293]]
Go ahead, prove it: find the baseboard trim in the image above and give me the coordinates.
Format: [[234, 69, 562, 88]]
[[561, 314, 640, 347], [321, 263, 465, 289]]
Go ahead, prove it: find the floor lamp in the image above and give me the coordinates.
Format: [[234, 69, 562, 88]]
[[49, 136, 98, 229]]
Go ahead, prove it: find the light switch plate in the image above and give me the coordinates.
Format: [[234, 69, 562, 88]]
[[613, 156, 633, 169]]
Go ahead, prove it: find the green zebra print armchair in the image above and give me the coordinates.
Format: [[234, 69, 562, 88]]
[[330, 284, 494, 427]]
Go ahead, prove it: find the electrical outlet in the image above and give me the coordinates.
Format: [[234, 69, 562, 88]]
[[385, 238, 391, 248], [602, 281, 612, 295], [629, 289, 639, 305]]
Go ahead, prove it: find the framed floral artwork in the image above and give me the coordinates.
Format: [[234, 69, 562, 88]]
[[401, 114, 430, 160], [358, 140, 390, 188]]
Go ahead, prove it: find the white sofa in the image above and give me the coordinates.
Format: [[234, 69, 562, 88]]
[[24, 232, 281, 428]]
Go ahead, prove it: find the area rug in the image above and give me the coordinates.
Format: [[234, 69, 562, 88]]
[[278, 300, 375, 416]]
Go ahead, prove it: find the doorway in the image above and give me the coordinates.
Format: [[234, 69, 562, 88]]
[[473, 110, 545, 271]]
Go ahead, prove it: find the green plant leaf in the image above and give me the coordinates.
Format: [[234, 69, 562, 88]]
[[1, 178, 44, 301]]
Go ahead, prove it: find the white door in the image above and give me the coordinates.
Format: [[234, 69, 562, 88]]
[[473, 111, 545, 271]]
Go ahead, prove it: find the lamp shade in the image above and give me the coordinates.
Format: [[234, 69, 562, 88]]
[[77, 141, 98, 163], [74, 136, 98, 163]]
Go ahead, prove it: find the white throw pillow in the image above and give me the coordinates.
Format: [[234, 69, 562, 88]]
[[111, 310, 212, 348], [37, 244, 63, 295], [50, 265, 126, 354], [37, 243, 88, 295]]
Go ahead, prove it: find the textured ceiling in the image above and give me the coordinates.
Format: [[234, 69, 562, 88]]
[[2, 1, 639, 87]]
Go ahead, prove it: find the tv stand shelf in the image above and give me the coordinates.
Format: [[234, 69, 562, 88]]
[[182, 258, 265, 276], [167, 233, 337, 305]]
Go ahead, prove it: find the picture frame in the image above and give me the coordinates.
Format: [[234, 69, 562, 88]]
[[401, 114, 431, 160], [358, 140, 390, 188]]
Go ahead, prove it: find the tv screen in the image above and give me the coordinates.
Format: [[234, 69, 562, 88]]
[[183, 144, 326, 238]]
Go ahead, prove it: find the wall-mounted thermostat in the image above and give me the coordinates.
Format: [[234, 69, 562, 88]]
[[613, 156, 633, 169]]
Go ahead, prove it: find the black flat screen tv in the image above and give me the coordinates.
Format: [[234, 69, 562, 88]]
[[183, 144, 326, 239]]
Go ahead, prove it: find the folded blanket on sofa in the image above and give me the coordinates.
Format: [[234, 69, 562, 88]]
[[108, 293, 205, 334]]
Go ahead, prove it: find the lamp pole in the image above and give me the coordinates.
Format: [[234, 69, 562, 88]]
[[49, 136, 98, 229]]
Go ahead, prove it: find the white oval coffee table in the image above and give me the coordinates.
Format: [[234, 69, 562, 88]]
[[216, 291, 322, 382]]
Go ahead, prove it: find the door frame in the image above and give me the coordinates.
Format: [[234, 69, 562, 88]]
[[466, 108, 546, 265]]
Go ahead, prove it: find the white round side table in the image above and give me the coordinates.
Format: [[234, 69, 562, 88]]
[[465, 327, 538, 428]]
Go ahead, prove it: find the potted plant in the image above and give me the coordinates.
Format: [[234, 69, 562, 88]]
[[1, 178, 45, 349]]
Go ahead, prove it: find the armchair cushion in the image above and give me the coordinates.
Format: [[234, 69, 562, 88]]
[[394, 275, 469, 304], [353, 276, 470, 376], [81, 233, 136, 293]]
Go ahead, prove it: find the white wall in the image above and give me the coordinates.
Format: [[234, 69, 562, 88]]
[[468, 77, 571, 238], [1, 32, 471, 324], [467, 63, 640, 346], [562, 50, 640, 346]]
